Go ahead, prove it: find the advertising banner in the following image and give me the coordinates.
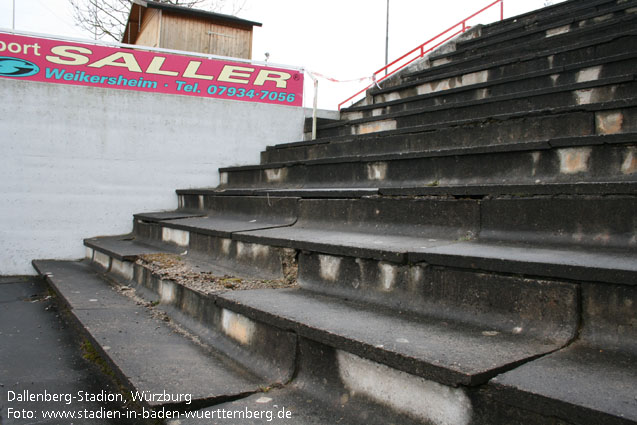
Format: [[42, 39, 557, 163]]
[[0, 31, 304, 106]]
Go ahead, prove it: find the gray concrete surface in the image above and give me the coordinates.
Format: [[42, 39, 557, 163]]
[[0, 277, 131, 424]]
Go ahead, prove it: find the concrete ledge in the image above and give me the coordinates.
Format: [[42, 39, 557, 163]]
[[31, 259, 268, 409], [321, 77, 637, 138], [233, 198, 480, 262], [223, 140, 637, 190], [132, 263, 297, 384], [84, 234, 181, 261], [487, 282, 637, 425], [217, 287, 576, 387], [153, 196, 299, 238]]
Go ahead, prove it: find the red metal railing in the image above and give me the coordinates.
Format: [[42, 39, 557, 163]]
[[338, 0, 504, 110]]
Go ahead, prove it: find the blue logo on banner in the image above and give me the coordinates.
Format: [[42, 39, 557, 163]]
[[0, 57, 40, 77]]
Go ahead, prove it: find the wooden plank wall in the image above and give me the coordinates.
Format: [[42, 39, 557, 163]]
[[160, 13, 253, 59], [136, 8, 161, 48]]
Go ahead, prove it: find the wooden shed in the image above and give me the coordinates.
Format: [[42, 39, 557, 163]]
[[122, 0, 262, 59]]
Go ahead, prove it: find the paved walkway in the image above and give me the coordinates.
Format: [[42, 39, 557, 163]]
[[0, 276, 133, 425]]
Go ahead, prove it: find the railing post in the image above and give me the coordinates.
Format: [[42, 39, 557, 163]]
[[312, 78, 318, 140], [500, 0, 504, 20]]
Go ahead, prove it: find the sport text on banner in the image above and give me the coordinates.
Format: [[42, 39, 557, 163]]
[[0, 32, 303, 106]]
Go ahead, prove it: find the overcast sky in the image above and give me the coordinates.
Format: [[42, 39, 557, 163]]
[[0, 0, 564, 109]]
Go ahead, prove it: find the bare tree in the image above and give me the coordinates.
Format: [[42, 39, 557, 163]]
[[69, 0, 247, 41]]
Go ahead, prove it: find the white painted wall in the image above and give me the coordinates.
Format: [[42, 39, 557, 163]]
[[0, 79, 306, 275]]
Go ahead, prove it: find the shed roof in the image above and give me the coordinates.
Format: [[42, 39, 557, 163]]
[[122, 0, 262, 44]]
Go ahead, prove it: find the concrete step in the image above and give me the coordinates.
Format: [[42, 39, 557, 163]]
[[436, 0, 636, 64], [124, 196, 300, 280], [232, 196, 637, 286], [407, 6, 637, 83], [136, 195, 298, 239], [73, 245, 511, 424], [218, 285, 577, 387], [31, 259, 292, 410], [31, 259, 447, 424], [465, 0, 623, 42], [96, 195, 637, 286], [222, 124, 637, 190], [75, 241, 578, 420], [474, 0, 621, 40], [485, 281, 637, 425], [367, 12, 637, 107], [78, 226, 637, 424], [320, 76, 637, 139], [176, 183, 636, 204], [351, 36, 637, 119], [262, 111, 635, 165], [177, 187, 380, 200]]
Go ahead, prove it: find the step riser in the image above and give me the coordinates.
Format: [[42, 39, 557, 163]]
[[467, 0, 622, 41], [480, 197, 637, 249], [452, 4, 634, 59], [580, 282, 637, 351], [228, 142, 637, 189], [424, 11, 637, 75], [129, 195, 634, 283], [171, 194, 298, 219], [358, 53, 637, 119], [83, 249, 487, 425], [134, 263, 298, 383], [325, 81, 637, 139], [486, 281, 637, 425], [84, 250, 298, 383], [385, 24, 635, 102], [293, 337, 472, 425], [298, 252, 579, 342], [264, 112, 596, 164]]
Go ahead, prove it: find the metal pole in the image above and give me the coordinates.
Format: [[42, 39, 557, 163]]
[[312, 78, 318, 140], [385, 0, 389, 75], [12, 0, 15, 30]]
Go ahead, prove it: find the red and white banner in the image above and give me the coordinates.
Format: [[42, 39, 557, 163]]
[[0, 32, 304, 106]]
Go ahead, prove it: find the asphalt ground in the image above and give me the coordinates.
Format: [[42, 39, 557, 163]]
[[0, 276, 152, 425]]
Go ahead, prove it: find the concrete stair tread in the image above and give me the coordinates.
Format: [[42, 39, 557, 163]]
[[441, 2, 637, 59], [225, 140, 547, 171], [32, 259, 268, 407], [84, 234, 181, 261], [489, 343, 637, 425], [161, 215, 296, 238], [217, 288, 568, 387], [439, 1, 634, 61], [254, 188, 379, 198], [133, 210, 205, 221], [378, 26, 637, 98], [321, 74, 636, 132], [224, 131, 634, 173], [235, 226, 459, 263], [247, 103, 637, 167], [414, 240, 637, 285], [232, 227, 637, 284], [404, 11, 637, 82], [183, 182, 637, 198], [178, 188, 379, 198], [456, 0, 624, 50], [357, 52, 637, 118], [258, 132, 636, 169]]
